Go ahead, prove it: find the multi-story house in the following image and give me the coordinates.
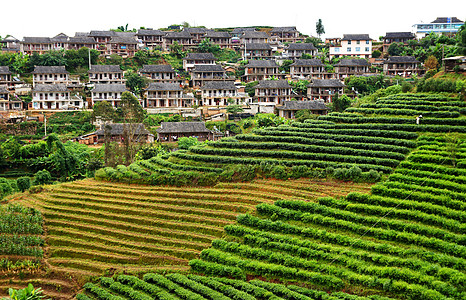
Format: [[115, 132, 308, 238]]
[[136, 29, 165, 50], [254, 80, 292, 105], [307, 79, 345, 103], [334, 59, 371, 80], [67, 36, 97, 50], [163, 31, 193, 51], [0, 86, 10, 111], [51, 33, 69, 50], [88, 30, 116, 55], [413, 17, 464, 39], [284, 43, 317, 60], [205, 31, 232, 49], [270, 27, 301, 44], [31, 84, 80, 110], [383, 56, 424, 77], [89, 65, 125, 85], [139, 65, 178, 83], [108, 36, 138, 57], [32, 66, 70, 87], [200, 81, 248, 106], [231, 28, 256, 38], [243, 43, 274, 60], [145, 82, 191, 108], [240, 31, 270, 44], [190, 64, 232, 88], [0, 36, 20, 53], [20, 37, 53, 55], [290, 59, 326, 80], [329, 34, 372, 59], [0, 66, 14, 90], [182, 53, 217, 72], [382, 32, 416, 53], [91, 84, 128, 108], [183, 27, 209, 45], [243, 60, 283, 82]]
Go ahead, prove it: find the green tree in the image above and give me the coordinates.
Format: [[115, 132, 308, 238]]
[[33, 170, 52, 186], [387, 42, 404, 56], [169, 41, 184, 58], [178, 136, 198, 150], [457, 23, 466, 55], [424, 55, 439, 71], [304, 37, 322, 48], [331, 94, 352, 112], [226, 104, 244, 114], [372, 50, 382, 58], [16, 177, 31, 192], [279, 60, 294, 73], [198, 38, 221, 54], [316, 19, 325, 38], [92, 101, 116, 166], [119, 92, 145, 165], [125, 71, 148, 97]]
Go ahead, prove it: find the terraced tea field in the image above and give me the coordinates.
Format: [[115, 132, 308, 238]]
[[1, 177, 371, 299]]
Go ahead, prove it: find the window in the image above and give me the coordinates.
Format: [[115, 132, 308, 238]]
[[356, 40, 360, 44], [348, 40, 352, 45], [347, 47, 351, 52], [365, 47, 370, 52], [356, 47, 361, 52], [366, 40, 369, 44], [334, 47, 340, 52]]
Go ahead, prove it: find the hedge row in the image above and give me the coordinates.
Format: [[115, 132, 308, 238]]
[[375, 100, 466, 107], [100, 277, 152, 300], [318, 115, 466, 127], [360, 103, 461, 112], [116, 275, 177, 300], [148, 156, 224, 173], [345, 107, 459, 118]]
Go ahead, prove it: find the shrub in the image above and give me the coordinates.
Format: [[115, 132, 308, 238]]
[[32, 170, 52, 186], [16, 177, 31, 192], [271, 165, 289, 180], [178, 137, 199, 150], [0, 178, 13, 199]]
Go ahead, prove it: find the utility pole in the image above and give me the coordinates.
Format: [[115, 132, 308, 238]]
[[44, 114, 47, 136], [88, 48, 91, 69]]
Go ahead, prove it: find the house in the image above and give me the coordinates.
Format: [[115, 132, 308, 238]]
[[0, 66, 14, 90], [32, 66, 70, 87], [382, 32, 415, 53], [307, 79, 345, 102], [67, 36, 97, 50], [231, 27, 256, 38], [183, 27, 209, 44], [276, 100, 329, 119], [145, 82, 191, 108], [199, 81, 248, 107], [243, 60, 283, 82], [383, 56, 424, 77], [0, 36, 20, 53], [77, 123, 153, 145], [284, 43, 317, 60], [243, 43, 274, 60], [334, 59, 371, 80], [139, 65, 178, 83], [413, 17, 464, 39], [91, 84, 128, 107], [51, 33, 69, 50], [182, 53, 217, 71], [108, 36, 138, 57], [31, 84, 83, 110], [443, 56, 466, 72], [0, 86, 21, 111], [89, 65, 125, 85], [329, 34, 372, 59], [290, 59, 326, 80], [240, 31, 270, 44], [156, 121, 213, 142], [20, 37, 53, 55], [163, 30, 193, 51], [190, 64, 232, 88], [88, 30, 117, 55], [270, 27, 301, 44], [254, 80, 292, 105], [136, 29, 165, 50], [205, 31, 232, 48]]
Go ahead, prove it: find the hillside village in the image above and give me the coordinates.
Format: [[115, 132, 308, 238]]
[[0, 16, 466, 300]]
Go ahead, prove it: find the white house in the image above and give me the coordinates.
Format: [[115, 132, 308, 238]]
[[329, 34, 372, 59]]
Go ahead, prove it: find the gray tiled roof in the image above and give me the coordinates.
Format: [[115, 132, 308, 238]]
[[89, 30, 116, 37], [335, 59, 370, 67], [291, 59, 324, 66], [245, 43, 272, 50], [385, 56, 420, 63], [307, 79, 345, 88], [232, 28, 256, 34], [156, 121, 211, 134], [277, 100, 329, 111], [33, 84, 69, 92], [384, 32, 415, 39], [109, 36, 137, 44], [137, 29, 165, 36], [22, 37, 52, 44], [0, 66, 11, 74], [241, 31, 270, 38], [183, 28, 209, 34], [95, 123, 150, 136], [270, 27, 297, 33], [68, 36, 97, 44], [32, 66, 69, 74], [140, 65, 175, 73], [183, 53, 217, 60], [245, 60, 279, 68], [201, 81, 237, 90], [191, 65, 225, 72], [205, 31, 231, 38], [431, 17, 463, 23], [165, 31, 192, 38], [92, 84, 127, 93], [255, 80, 291, 89], [287, 43, 317, 50], [52, 33, 68, 42], [342, 34, 371, 41], [146, 82, 182, 91], [89, 65, 123, 73]]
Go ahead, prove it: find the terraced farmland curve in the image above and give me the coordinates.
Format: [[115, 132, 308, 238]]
[[2, 177, 371, 299]]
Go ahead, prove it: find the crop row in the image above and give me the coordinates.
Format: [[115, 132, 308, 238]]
[[360, 103, 462, 112], [375, 99, 466, 107], [318, 115, 466, 127], [148, 156, 224, 173], [347, 107, 460, 118]]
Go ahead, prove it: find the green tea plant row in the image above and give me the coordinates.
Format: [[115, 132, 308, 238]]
[[360, 103, 462, 112], [379, 93, 457, 101], [319, 115, 466, 126], [148, 156, 224, 173], [375, 99, 466, 107]]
